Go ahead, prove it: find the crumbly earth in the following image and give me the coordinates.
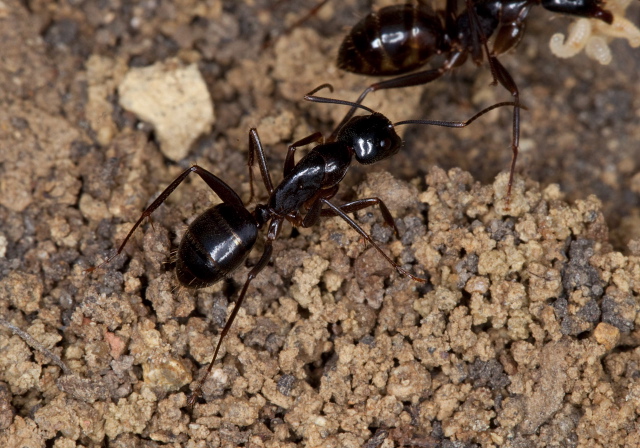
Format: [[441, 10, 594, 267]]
[[0, 1, 639, 448]]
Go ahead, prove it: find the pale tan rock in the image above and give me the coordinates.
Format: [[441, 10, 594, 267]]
[[119, 60, 214, 161]]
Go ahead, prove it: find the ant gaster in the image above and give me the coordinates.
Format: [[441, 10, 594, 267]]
[[336, 0, 614, 198], [90, 85, 516, 407]]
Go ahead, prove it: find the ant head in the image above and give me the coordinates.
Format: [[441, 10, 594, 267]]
[[337, 113, 402, 165]]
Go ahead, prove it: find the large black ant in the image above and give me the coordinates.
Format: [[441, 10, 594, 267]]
[[89, 85, 516, 407], [336, 0, 615, 198]]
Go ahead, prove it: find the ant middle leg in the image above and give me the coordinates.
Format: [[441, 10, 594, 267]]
[[286, 187, 399, 241], [291, 195, 400, 237], [248, 129, 275, 203], [487, 56, 521, 199], [320, 198, 400, 238], [318, 198, 427, 283]]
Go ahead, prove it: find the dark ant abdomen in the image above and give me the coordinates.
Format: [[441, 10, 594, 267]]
[[176, 204, 258, 289], [338, 4, 445, 76]]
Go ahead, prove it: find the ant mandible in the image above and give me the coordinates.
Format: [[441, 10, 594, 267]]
[[89, 85, 516, 407], [336, 0, 614, 198]]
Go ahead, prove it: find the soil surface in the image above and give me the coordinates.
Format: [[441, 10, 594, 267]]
[[1, 1, 639, 447]]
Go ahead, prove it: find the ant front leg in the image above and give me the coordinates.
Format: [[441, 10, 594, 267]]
[[248, 129, 275, 203], [464, 0, 492, 66], [88, 165, 244, 271], [248, 128, 326, 199]]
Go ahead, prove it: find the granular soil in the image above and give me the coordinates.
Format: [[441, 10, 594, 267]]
[[0, 1, 639, 447]]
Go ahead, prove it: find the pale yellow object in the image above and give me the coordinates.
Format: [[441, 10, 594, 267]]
[[549, 0, 640, 64]]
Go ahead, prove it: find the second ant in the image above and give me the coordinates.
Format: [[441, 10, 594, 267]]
[[336, 0, 618, 198]]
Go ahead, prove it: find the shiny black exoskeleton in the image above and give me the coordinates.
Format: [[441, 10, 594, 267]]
[[92, 85, 515, 407], [336, 0, 614, 196]]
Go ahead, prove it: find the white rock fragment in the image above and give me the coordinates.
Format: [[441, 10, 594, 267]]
[[118, 60, 215, 161]]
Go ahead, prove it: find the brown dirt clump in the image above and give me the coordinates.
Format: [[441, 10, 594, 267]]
[[3, 163, 640, 446]]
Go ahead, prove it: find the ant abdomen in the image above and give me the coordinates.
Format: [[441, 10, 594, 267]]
[[176, 204, 258, 289], [338, 4, 444, 76]]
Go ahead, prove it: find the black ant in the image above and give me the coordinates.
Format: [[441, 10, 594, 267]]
[[89, 85, 516, 407], [336, 0, 614, 198]]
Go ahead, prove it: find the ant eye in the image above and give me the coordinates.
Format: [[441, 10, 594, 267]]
[[380, 138, 391, 149]]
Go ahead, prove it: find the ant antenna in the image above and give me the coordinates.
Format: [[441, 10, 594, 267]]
[[395, 102, 525, 128], [306, 83, 333, 95], [304, 84, 376, 115]]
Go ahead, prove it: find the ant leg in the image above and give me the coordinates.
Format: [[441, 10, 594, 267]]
[[288, 185, 339, 228], [284, 132, 324, 176], [248, 129, 275, 203], [284, 0, 329, 32], [319, 199, 427, 283], [279, 0, 329, 39], [263, 0, 330, 48], [465, 0, 522, 200], [320, 198, 400, 238], [187, 238, 275, 408], [87, 165, 243, 271], [464, 0, 496, 72], [283, 185, 338, 229], [488, 57, 520, 199], [248, 129, 324, 200]]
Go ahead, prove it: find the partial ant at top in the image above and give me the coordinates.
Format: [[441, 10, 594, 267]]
[[88, 84, 516, 407], [335, 0, 618, 199]]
